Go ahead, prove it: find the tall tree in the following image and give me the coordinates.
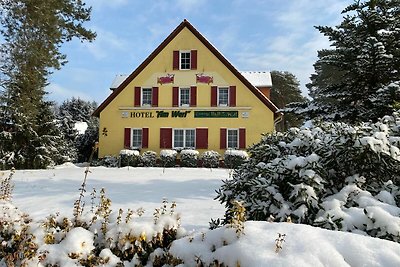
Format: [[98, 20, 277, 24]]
[[0, 0, 95, 169], [270, 70, 307, 131], [291, 0, 400, 122]]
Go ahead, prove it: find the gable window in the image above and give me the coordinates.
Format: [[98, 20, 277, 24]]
[[179, 88, 190, 106], [180, 51, 191, 70], [218, 87, 229, 106], [227, 129, 238, 149], [141, 88, 152, 106], [173, 129, 195, 149]]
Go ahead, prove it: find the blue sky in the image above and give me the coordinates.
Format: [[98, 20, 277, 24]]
[[46, 0, 353, 104]]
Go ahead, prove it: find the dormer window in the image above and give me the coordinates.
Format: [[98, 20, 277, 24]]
[[173, 50, 197, 70]]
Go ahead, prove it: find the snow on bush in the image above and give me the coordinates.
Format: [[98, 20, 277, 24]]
[[223, 149, 249, 169], [160, 149, 177, 167], [180, 149, 199, 167], [119, 149, 141, 167], [141, 150, 157, 167], [201, 150, 220, 168], [216, 112, 400, 242]]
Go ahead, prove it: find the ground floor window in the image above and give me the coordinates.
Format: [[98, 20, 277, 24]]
[[173, 129, 195, 149], [131, 129, 142, 148], [227, 129, 238, 149]]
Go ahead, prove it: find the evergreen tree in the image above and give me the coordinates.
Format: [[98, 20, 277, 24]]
[[0, 0, 95, 169], [270, 71, 307, 131], [56, 97, 99, 162], [290, 0, 400, 122]]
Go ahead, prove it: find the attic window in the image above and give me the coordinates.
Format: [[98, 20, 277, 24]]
[[180, 51, 191, 70]]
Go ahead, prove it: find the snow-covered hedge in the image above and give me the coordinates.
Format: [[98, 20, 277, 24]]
[[223, 149, 249, 169], [180, 149, 199, 167], [119, 149, 140, 167], [160, 149, 177, 167], [216, 112, 400, 242], [141, 150, 157, 167], [201, 150, 220, 168]]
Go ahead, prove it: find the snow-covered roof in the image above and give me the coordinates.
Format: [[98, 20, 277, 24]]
[[240, 71, 272, 87], [110, 74, 128, 89]]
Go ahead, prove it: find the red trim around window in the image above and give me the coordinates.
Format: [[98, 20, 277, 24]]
[[142, 128, 149, 148], [239, 128, 246, 149], [229, 86, 236, 107], [191, 50, 197, 70], [124, 128, 131, 148], [173, 50, 179, 70], [220, 128, 227, 149], [134, 87, 141, 107], [211, 86, 217, 107], [160, 128, 172, 148], [190, 86, 197, 107], [196, 128, 208, 149], [152, 87, 159, 107]]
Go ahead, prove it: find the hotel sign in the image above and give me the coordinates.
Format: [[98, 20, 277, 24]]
[[194, 111, 238, 118]]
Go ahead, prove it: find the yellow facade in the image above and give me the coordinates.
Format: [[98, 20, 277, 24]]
[[94, 20, 279, 157]]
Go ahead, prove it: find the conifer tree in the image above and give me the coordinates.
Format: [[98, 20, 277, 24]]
[[0, 0, 95, 169], [290, 0, 400, 122], [270, 71, 307, 131]]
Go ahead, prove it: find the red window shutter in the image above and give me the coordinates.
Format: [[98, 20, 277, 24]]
[[229, 86, 236, 107], [220, 128, 227, 149], [124, 128, 131, 148], [173, 51, 179, 70], [211, 86, 217, 107], [172, 87, 179, 107], [160, 128, 172, 148], [134, 87, 141, 107], [191, 50, 197, 70], [239, 128, 246, 149], [190, 86, 197, 107], [195, 128, 208, 149], [152, 87, 159, 107], [142, 128, 149, 148]]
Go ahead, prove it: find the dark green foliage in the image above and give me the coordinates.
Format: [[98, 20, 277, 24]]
[[201, 150, 220, 168], [119, 150, 141, 167], [270, 71, 307, 131], [160, 150, 177, 168], [223, 150, 249, 169], [288, 0, 400, 122], [180, 149, 199, 167], [0, 0, 95, 169], [141, 151, 157, 167]]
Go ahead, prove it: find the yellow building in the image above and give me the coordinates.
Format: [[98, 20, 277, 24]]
[[93, 19, 280, 157]]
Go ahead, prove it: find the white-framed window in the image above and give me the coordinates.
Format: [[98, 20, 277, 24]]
[[227, 129, 239, 149], [131, 128, 142, 148], [173, 128, 195, 148], [141, 88, 152, 106], [180, 51, 191, 70], [218, 87, 229, 106], [179, 87, 190, 106]]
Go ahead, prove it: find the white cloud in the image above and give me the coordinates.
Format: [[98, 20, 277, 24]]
[[45, 83, 93, 103]]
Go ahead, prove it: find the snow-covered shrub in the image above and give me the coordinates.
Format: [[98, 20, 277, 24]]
[[223, 149, 249, 169], [160, 149, 177, 167], [119, 149, 141, 167], [216, 112, 400, 242], [180, 149, 199, 167], [98, 155, 119, 167], [141, 150, 157, 167], [201, 150, 220, 168]]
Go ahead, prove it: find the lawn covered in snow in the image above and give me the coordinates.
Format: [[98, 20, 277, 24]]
[[4, 164, 400, 266]]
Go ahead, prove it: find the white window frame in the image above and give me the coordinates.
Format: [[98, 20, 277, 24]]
[[173, 128, 195, 149], [179, 50, 191, 70], [141, 87, 152, 106], [179, 87, 190, 107], [227, 129, 239, 149], [131, 128, 142, 148], [218, 87, 229, 107]]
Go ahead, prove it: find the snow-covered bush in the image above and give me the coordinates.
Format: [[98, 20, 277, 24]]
[[98, 155, 119, 168], [160, 149, 177, 168], [119, 149, 140, 167], [216, 112, 400, 242], [141, 150, 157, 167], [201, 150, 220, 168], [180, 149, 199, 167], [223, 149, 249, 169]]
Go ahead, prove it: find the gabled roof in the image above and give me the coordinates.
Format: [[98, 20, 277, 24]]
[[93, 19, 279, 118], [240, 71, 272, 87]]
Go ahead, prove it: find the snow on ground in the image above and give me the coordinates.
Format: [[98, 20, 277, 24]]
[[5, 164, 400, 266], [11, 164, 230, 231]]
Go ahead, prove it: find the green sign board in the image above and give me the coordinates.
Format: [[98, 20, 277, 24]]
[[194, 110, 238, 118]]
